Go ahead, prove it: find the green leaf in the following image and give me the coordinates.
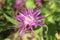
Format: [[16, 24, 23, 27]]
[[26, 0, 36, 9], [47, 16, 55, 23], [49, 2, 57, 11], [4, 13, 20, 25], [34, 27, 44, 40]]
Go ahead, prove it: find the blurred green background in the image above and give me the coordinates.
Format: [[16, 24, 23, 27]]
[[0, 0, 60, 40]]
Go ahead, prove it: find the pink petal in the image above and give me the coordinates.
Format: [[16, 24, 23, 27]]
[[21, 8, 27, 16]]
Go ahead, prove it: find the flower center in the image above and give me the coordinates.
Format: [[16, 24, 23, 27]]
[[24, 15, 34, 25]]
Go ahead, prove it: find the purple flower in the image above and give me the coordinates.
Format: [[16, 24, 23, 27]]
[[14, 0, 25, 9], [15, 8, 46, 35], [35, 0, 44, 6], [0, 2, 3, 8]]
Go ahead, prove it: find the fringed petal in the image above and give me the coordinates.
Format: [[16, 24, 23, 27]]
[[21, 8, 27, 16]]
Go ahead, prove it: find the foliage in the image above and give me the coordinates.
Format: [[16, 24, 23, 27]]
[[0, 0, 60, 40]]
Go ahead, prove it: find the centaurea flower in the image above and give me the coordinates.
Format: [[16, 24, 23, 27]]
[[14, 0, 25, 9], [0, 0, 6, 8], [0, 2, 3, 8], [15, 8, 46, 35], [35, 0, 44, 6]]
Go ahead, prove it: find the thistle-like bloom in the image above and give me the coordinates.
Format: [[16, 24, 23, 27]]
[[0, 0, 6, 8], [15, 8, 46, 35], [35, 0, 44, 6], [14, 0, 25, 9], [0, 2, 3, 8]]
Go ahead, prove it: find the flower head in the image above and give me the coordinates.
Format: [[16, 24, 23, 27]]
[[0, 2, 3, 8], [35, 0, 44, 6], [0, 0, 6, 8], [15, 8, 46, 35], [14, 0, 25, 9]]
